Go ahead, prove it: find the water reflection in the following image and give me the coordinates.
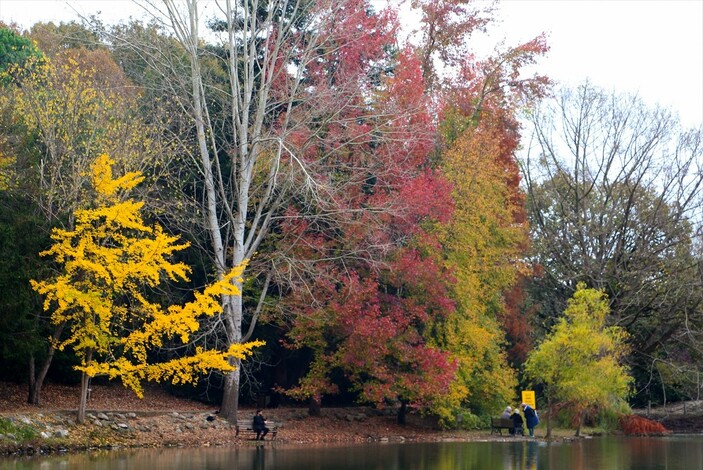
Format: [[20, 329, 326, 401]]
[[1, 436, 702, 470]]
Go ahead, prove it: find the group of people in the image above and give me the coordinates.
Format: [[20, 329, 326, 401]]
[[501, 403, 539, 437], [256, 403, 539, 442]]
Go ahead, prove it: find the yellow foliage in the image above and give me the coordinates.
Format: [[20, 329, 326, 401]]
[[525, 284, 632, 416], [91, 154, 144, 199], [439, 124, 529, 307], [0, 150, 14, 190], [32, 155, 262, 397], [430, 117, 527, 419], [5, 50, 173, 222]]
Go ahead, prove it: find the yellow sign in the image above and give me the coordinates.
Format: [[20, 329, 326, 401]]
[[521, 390, 536, 409]]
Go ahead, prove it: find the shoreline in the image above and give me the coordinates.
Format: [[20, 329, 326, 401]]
[[2, 404, 680, 459], [0, 406, 556, 458], [0, 382, 683, 458]]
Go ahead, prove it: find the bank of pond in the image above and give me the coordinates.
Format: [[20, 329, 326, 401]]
[[1, 435, 702, 470]]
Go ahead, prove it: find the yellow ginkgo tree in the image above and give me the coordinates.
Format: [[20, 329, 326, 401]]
[[31, 154, 262, 423], [525, 283, 632, 437]]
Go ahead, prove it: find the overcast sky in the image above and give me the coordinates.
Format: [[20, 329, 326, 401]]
[[1, 0, 701, 127]]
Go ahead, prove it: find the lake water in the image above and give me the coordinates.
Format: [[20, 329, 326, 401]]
[[1, 435, 702, 469]]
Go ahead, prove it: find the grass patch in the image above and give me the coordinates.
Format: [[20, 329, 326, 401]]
[[0, 417, 38, 441]]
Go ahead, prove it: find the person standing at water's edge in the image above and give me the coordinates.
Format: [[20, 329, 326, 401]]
[[253, 409, 269, 440], [522, 403, 539, 437]]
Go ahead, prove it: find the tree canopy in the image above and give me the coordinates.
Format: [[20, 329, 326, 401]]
[[0, 27, 43, 81], [31, 154, 262, 422], [8, 0, 703, 431], [525, 284, 632, 437], [523, 83, 703, 407]]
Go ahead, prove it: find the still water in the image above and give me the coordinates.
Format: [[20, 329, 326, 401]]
[[1, 436, 702, 470]]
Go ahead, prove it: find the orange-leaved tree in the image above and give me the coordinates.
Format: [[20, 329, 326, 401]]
[[31, 154, 263, 423], [407, 0, 550, 426]]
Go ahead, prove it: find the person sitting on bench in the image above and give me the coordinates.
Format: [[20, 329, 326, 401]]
[[501, 406, 512, 419], [511, 407, 524, 435], [252, 409, 269, 440]]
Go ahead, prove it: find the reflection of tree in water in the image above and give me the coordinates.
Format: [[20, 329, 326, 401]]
[[526, 441, 537, 470], [504, 441, 538, 469], [20, 439, 702, 468]]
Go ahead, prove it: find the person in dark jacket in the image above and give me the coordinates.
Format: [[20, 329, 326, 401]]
[[252, 409, 269, 440], [510, 408, 524, 436], [522, 403, 539, 437]]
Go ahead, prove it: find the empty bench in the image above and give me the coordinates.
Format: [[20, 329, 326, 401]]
[[491, 417, 523, 436], [235, 419, 279, 440]]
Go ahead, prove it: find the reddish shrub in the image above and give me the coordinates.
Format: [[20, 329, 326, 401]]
[[618, 414, 669, 435]]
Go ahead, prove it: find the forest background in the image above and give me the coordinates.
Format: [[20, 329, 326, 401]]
[[0, 0, 701, 433]]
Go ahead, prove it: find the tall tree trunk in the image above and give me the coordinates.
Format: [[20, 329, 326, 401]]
[[220, 358, 242, 421], [545, 394, 552, 439], [308, 396, 321, 417], [77, 348, 93, 424], [166, 0, 237, 422], [219, 294, 244, 422], [27, 323, 64, 405], [397, 400, 408, 425]]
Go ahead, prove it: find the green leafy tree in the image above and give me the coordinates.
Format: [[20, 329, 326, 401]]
[[31, 154, 262, 423], [525, 284, 632, 437], [0, 27, 43, 82]]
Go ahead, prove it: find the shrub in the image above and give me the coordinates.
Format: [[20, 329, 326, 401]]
[[450, 411, 484, 430], [618, 414, 669, 435]]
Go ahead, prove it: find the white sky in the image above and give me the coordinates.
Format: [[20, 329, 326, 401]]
[[1, 0, 702, 127]]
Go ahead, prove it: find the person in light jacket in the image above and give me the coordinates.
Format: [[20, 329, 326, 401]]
[[501, 406, 512, 419]]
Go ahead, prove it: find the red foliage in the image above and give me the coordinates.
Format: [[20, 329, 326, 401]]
[[499, 274, 534, 364], [446, 34, 551, 120], [413, 0, 494, 84], [273, 0, 553, 414], [274, 4, 457, 409], [618, 415, 669, 435]]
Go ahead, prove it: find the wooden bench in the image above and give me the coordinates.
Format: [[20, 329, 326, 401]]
[[235, 419, 279, 440], [491, 417, 523, 436]]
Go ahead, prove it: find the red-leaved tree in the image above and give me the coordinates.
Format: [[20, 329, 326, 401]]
[[278, 42, 458, 423]]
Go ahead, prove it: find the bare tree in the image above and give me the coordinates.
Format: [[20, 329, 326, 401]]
[[129, 0, 425, 421], [522, 82, 703, 404]]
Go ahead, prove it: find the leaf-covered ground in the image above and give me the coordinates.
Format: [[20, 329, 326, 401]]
[[0, 382, 489, 454], [0, 381, 212, 413]]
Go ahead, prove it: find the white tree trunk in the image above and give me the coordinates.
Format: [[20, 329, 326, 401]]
[[153, 0, 405, 421]]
